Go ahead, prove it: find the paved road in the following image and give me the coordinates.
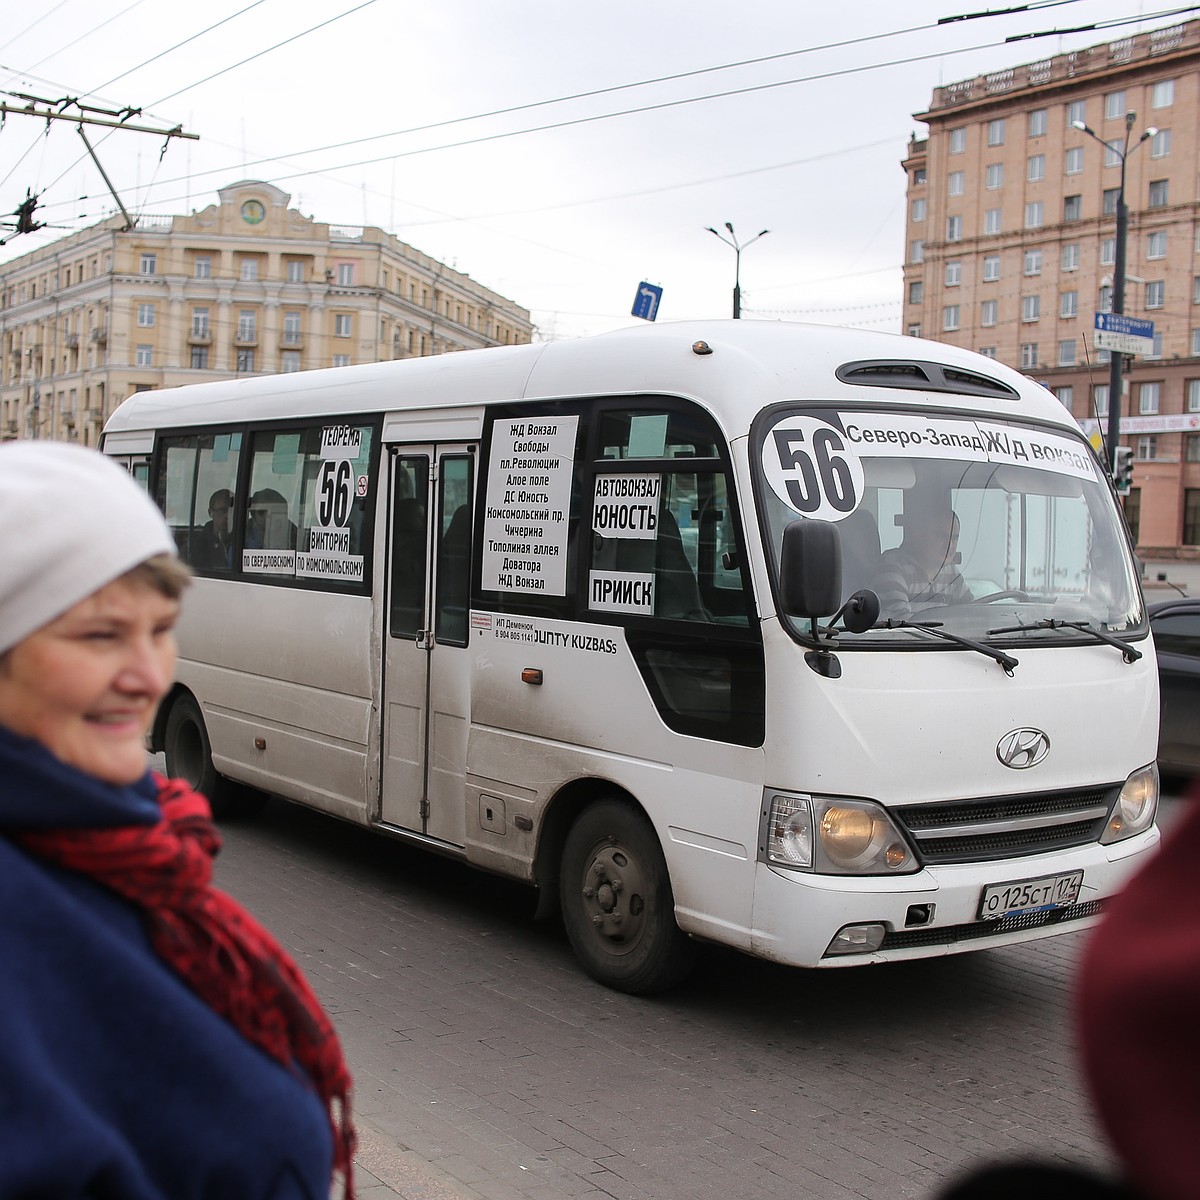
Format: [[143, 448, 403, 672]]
[[201, 795, 1187, 1200]]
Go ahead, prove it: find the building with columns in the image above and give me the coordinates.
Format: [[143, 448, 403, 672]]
[[0, 180, 534, 446], [902, 20, 1200, 556]]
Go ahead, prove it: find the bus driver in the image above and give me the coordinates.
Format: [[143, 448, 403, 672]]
[[875, 498, 972, 620]]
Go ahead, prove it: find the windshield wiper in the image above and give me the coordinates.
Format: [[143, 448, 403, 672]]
[[877, 619, 1019, 674], [987, 619, 1142, 664]]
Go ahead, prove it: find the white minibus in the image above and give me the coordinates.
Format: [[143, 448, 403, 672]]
[[102, 320, 1160, 993]]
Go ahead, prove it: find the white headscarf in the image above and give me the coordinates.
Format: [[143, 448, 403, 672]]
[[0, 441, 176, 654]]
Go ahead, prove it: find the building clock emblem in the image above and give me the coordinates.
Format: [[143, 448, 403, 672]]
[[240, 199, 265, 225]]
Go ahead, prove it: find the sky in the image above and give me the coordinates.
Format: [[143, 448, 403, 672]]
[[0, 0, 1191, 342]]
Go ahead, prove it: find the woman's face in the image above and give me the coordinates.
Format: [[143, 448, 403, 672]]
[[0, 577, 179, 786]]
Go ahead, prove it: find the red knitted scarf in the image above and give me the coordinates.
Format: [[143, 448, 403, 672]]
[[17, 775, 355, 1197]]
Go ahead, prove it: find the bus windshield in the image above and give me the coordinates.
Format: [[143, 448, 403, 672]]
[[756, 406, 1144, 644]]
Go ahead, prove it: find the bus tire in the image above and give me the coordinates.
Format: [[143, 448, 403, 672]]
[[163, 694, 264, 821], [559, 798, 697, 995]]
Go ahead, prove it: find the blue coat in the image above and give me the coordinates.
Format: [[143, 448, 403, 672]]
[[0, 725, 332, 1198]]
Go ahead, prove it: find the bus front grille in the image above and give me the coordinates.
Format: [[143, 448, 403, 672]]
[[893, 786, 1118, 865]]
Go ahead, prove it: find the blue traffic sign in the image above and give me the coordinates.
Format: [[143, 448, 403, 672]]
[[1094, 312, 1154, 339], [632, 282, 662, 322]]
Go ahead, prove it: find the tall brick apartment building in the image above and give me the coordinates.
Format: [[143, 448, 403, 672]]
[[903, 21, 1200, 555]]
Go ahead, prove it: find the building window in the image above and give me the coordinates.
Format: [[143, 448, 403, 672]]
[[1191, 330, 1200, 357], [1028, 108, 1047, 137], [949, 127, 966, 154], [1152, 78, 1175, 108], [190, 346, 208, 369], [1027, 154, 1045, 182], [139, 253, 156, 276], [1093, 384, 1110, 416], [1101, 238, 1115, 266], [979, 346, 997, 359], [908, 324, 922, 337], [1194, 277, 1200, 304], [136, 303, 155, 327], [282, 350, 301, 373], [1139, 382, 1161, 414], [1020, 343, 1038, 369], [286, 260, 305, 283], [945, 260, 962, 286], [984, 208, 1002, 234], [1189, 380, 1200, 411], [1104, 139, 1123, 168], [1147, 231, 1167, 259], [913, 166, 927, 184], [987, 118, 1005, 146], [1149, 180, 1169, 207], [1061, 290, 1078, 318], [336, 262, 355, 286], [236, 349, 255, 373], [911, 197, 926, 222], [943, 305, 960, 331], [1100, 285, 1113, 313], [333, 354, 351, 368], [908, 281, 923, 304], [135, 344, 152, 366], [1023, 249, 1042, 276], [1186, 435, 1200, 463], [1067, 99, 1086, 126], [239, 257, 259, 282], [194, 256, 212, 279], [1150, 332, 1163, 359], [1022, 295, 1040, 322], [1151, 129, 1171, 158], [1136, 435, 1157, 460], [910, 240, 925, 263], [981, 300, 998, 326], [283, 312, 302, 344], [1064, 146, 1084, 175], [1024, 201, 1043, 228], [1053, 385, 1074, 409], [1058, 339, 1076, 367], [946, 215, 963, 241], [334, 313, 352, 337], [1187, 491, 1200, 545], [1145, 281, 1165, 309], [983, 255, 1001, 282], [1062, 243, 1080, 271], [1103, 188, 1120, 216], [237, 311, 257, 341], [948, 171, 965, 197], [1063, 194, 1082, 222], [986, 163, 1003, 189], [191, 308, 209, 337], [1104, 90, 1126, 119]]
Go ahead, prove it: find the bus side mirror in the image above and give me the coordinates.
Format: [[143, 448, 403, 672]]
[[779, 519, 842, 618]]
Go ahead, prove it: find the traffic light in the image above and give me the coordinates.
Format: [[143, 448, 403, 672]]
[[1113, 446, 1134, 495]]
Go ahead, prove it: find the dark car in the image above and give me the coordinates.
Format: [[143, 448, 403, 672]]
[[1149, 597, 1200, 779]]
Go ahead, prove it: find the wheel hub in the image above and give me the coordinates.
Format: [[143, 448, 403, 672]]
[[580, 842, 648, 949]]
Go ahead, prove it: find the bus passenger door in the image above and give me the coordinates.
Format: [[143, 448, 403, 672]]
[[381, 447, 474, 847]]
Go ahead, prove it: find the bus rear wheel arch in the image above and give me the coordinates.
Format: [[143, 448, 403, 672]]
[[559, 797, 697, 994], [162, 692, 265, 820]]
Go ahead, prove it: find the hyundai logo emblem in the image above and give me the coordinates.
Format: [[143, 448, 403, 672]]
[[997, 728, 1051, 769]]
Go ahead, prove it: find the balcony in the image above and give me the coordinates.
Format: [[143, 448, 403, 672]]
[[188, 328, 212, 345], [89, 327, 107, 345], [64, 332, 79, 349], [234, 332, 258, 348], [281, 332, 304, 348]]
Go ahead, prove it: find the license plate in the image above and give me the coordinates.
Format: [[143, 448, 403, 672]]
[[977, 870, 1083, 920]]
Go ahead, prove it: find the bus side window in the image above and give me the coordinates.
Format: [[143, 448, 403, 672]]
[[435, 456, 473, 647], [390, 457, 429, 639]]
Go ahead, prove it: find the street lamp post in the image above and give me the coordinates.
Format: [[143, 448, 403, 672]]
[[1072, 112, 1156, 478], [705, 222, 769, 319]]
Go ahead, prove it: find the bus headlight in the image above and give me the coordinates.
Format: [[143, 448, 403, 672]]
[[763, 792, 917, 874], [1100, 763, 1159, 844]]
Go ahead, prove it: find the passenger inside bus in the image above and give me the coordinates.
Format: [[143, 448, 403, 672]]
[[246, 489, 298, 551], [193, 489, 234, 571]]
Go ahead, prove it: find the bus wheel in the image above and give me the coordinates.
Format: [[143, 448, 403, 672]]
[[559, 798, 697, 994], [163, 694, 264, 820]]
